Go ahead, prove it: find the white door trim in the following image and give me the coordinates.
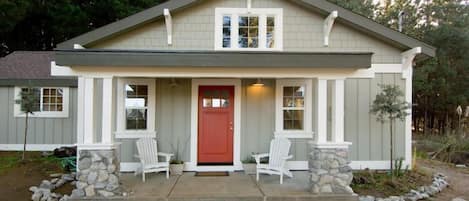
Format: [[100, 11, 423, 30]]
[[189, 79, 242, 171]]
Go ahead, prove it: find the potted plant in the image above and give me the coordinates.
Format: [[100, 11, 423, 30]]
[[169, 137, 188, 175], [242, 153, 269, 175]]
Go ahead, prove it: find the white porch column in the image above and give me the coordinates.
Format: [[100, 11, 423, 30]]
[[315, 79, 328, 143], [101, 77, 114, 144], [83, 77, 95, 144], [77, 77, 85, 144], [331, 79, 345, 143]]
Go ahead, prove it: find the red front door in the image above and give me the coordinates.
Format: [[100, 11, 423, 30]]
[[198, 86, 234, 164]]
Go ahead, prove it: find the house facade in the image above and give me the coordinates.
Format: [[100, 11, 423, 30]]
[[2, 0, 435, 196]]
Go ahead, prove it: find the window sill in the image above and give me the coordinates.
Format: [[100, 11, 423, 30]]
[[274, 131, 314, 139], [14, 112, 69, 118], [115, 131, 157, 139]]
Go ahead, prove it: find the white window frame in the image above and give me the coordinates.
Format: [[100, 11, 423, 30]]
[[115, 78, 156, 139], [14, 87, 69, 118], [275, 79, 313, 138], [214, 8, 283, 51]]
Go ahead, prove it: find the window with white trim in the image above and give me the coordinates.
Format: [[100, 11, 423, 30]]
[[116, 79, 156, 138], [215, 8, 283, 51], [14, 87, 69, 118], [275, 79, 313, 138]]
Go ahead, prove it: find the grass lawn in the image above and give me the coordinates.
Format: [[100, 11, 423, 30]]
[[0, 151, 73, 201], [351, 167, 432, 198]]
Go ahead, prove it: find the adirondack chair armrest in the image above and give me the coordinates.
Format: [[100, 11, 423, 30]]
[[157, 152, 174, 162], [283, 155, 293, 160], [252, 153, 269, 164]]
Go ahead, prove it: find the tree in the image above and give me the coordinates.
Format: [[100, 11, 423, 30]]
[[370, 85, 410, 178], [15, 87, 39, 160]]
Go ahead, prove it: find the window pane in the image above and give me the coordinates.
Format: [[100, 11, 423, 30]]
[[126, 109, 147, 130], [249, 17, 258, 26], [223, 38, 231, 48], [238, 16, 259, 48], [223, 27, 231, 37], [267, 17, 275, 26], [249, 37, 258, 48], [203, 98, 212, 107], [283, 86, 305, 108], [223, 16, 231, 26], [239, 16, 248, 26], [125, 84, 148, 107], [283, 110, 304, 130], [238, 37, 248, 48], [212, 98, 221, 107]]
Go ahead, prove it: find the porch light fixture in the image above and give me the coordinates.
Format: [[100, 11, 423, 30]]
[[169, 78, 178, 87], [252, 78, 264, 87]]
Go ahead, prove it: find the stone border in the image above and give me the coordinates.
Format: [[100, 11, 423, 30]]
[[29, 173, 76, 201], [358, 173, 449, 201]]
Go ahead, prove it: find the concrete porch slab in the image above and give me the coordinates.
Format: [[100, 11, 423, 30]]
[[70, 171, 358, 201]]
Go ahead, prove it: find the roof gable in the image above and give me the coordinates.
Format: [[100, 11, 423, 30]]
[[56, 0, 435, 58]]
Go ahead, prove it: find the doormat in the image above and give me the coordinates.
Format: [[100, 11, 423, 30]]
[[195, 172, 229, 177]]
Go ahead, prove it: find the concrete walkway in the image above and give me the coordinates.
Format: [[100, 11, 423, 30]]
[[116, 171, 357, 201]]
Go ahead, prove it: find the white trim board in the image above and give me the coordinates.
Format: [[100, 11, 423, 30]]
[[52, 63, 404, 79], [190, 79, 242, 171], [0, 144, 75, 151]]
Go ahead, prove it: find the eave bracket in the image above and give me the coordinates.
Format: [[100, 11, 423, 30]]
[[323, 10, 338, 47], [164, 8, 172, 46]]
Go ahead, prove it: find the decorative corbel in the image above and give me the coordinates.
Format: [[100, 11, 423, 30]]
[[401, 47, 422, 78], [247, 0, 252, 11], [323, 10, 338, 47], [164, 8, 172, 46]]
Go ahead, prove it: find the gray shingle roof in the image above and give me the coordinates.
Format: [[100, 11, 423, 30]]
[[0, 51, 76, 86]]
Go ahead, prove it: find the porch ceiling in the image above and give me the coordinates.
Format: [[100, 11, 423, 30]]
[[54, 49, 372, 69]]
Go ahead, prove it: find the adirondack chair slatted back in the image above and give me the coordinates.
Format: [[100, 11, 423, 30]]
[[136, 138, 159, 165], [268, 138, 291, 168]]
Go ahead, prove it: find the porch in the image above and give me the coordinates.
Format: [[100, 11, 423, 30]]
[[71, 171, 357, 201]]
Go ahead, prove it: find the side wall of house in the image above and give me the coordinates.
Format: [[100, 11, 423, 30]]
[[0, 87, 78, 150], [91, 0, 403, 64]]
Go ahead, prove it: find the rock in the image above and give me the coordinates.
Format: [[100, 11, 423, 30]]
[[29, 186, 38, 193], [94, 182, 106, 189], [61, 174, 75, 181], [452, 198, 467, 201], [105, 183, 119, 192], [84, 185, 95, 197], [78, 158, 91, 170], [49, 173, 62, 178], [76, 181, 88, 189], [320, 184, 333, 193], [91, 152, 102, 162], [51, 178, 59, 184], [71, 189, 85, 198], [108, 174, 118, 185], [39, 180, 53, 190], [455, 164, 467, 168], [31, 191, 43, 201], [359, 195, 375, 201], [59, 195, 70, 201], [87, 171, 98, 184], [318, 175, 333, 185], [98, 162, 107, 170], [107, 164, 116, 173], [55, 179, 66, 188], [97, 170, 109, 182], [310, 173, 319, 182], [97, 190, 114, 197]]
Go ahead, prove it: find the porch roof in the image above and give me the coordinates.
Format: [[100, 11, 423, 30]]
[[54, 49, 372, 68]]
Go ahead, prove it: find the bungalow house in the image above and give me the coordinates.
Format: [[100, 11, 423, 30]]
[[2, 0, 435, 197]]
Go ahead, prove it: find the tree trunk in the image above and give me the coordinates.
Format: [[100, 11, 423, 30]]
[[390, 119, 394, 179], [22, 112, 29, 161]]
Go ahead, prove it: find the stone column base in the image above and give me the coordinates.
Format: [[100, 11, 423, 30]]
[[73, 148, 121, 198], [309, 142, 354, 194]]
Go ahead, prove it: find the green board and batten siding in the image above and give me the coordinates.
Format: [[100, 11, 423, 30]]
[[0, 87, 78, 145], [91, 0, 402, 64]]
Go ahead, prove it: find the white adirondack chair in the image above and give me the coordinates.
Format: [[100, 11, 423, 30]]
[[252, 137, 293, 184], [134, 137, 173, 182]]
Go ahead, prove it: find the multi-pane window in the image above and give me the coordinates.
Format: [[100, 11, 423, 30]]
[[215, 8, 282, 50], [15, 87, 69, 118], [202, 89, 230, 108], [125, 84, 148, 130], [20, 87, 64, 112], [282, 86, 305, 130], [238, 16, 259, 48]]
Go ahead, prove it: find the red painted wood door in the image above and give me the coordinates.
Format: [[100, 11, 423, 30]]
[[198, 86, 234, 164]]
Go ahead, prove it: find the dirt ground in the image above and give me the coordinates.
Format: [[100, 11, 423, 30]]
[[0, 152, 73, 201], [418, 159, 469, 201]]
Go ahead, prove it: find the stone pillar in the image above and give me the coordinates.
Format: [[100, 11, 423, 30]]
[[309, 142, 354, 194], [73, 148, 121, 198]]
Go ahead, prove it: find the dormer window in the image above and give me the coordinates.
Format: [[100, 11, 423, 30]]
[[215, 8, 283, 51]]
